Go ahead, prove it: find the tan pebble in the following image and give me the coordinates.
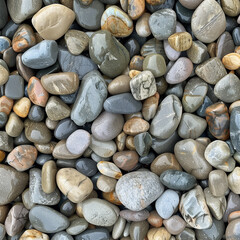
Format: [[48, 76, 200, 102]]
[[76, 202, 84, 217], [108, 75, 131, 95], [20, 229, 49, 240], [136, 13, 151, 38], [129, 70, 141, 78], [0, 205, 9, 224], [34, 142, 56, 154], [222, 53, 240, 70], [168, 32, 192, 51], [221, 0, 240, 17], [0, 65, 9, 86], [97, 161, 122, 179], [42, 160, 57, 194], [207, 43, 216, 58], [116, 131, 127, 152], [147, 227, 171, 240], [147, 210, 163, 228], [45, 118, 58, 130], [126, 136, 136, 150], [128, 0, 145, 20], [142, 92, 160, 121], [13, 97, 31, 118], [0, 96, 13, 115], [228, 167, 240, 194], [97, 175, 117, 193], [123, 117, 150, 136], [5, 112, 24, 137]]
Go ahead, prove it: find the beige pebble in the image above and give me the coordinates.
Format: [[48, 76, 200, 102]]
[[168, 32, 192, 51], [97, 161, 122, 179]]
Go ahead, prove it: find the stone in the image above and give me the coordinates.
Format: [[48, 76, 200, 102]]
[[54, 118, 78, 140], [120, 209, 149, 222], [0, 206, 9, 224], [141, 38, 166, 58], [7, 145, 37, 171], [166, 57, 193, 84], [22, 40, 58, 69], [123, 117, 149, 136], [168, 32, 192, 51], [89, 30, 130, 78], [174, 139, 212, 180], [112, 216, 126, 239], [29, 168, 60, 205], [178, 113, 207, 139], [58, 47, 97, 80], [134, 132, 152, 157], [16, 53, 34, 81], [127, 0, 145, 20], [101, 6, 133, 37], [221, 0, 240, 17], [42, 161, 57, 194], [82, 198, 119, 226], [195, 57, 227, 84], [204, 187, 226, 220], [22, 188, 35, 210], [32, 4, 75, 40], [191, 0, 226, 43], [28, 105, 45, 122], [155, 189, 179, 219], [13, 97, 31, 118], [108, 75, 131, 95], [75, 229, 109, 240], [182, 77, 208, 113], [7, 0, 42, 24], [209, 170, 228, 197], [97, 161, 122, 179], [66, 217, 88, 235], [0, 164, 28, 205], [150, 94, 182, 139], [149, 9, 176, 40], [52, 232, 73, 240], [29, 205, 69, 233], [226, 218, 240, 240], [0, 96, 13, 115], [3, 47, 17, 68], [228, 167, 240, 194], [233, 27, 240, 46], [130, 220, 149, 240], [196, 96, 213, 117], [180, 185, 212, 229], [116, 171, 164, 211], [91, 112, 124, 142], [136, 13, 151, 37], [113, 151, 138, 171], [20, 229, 49, 240], [5, 112, 24, 138], [179, 0, 203, 9], [160, 170, 197, 191], [74, 0, 104, 30], [90, 137, 117, 158], [231, 106, 240, 152], [187, 40, 208, 64], [25, 121, 52, 144], [0, 0, 8, 29], [60, 200, 76, 217], [0, 132, 13, 152], [176, 228, 195, 240], [71, 70, 107, 126], [0, 65, 9, 86], [97, 175, 117, 193], [143, 54, 166, 78], [206, 102, 230, 140], [103, 93, 142, 114], [5, 75, 24, 100], [41, 72, 79, 95], [12, 24, 36, 53], [163, 215, 186, 235], [5, 203, 28, 237], [147, 227, 170, 240], [142, 93, 159, 121], [27, 77, 49, 107], [214, 73, 240, 103]]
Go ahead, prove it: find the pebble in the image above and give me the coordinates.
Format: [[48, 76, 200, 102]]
[[0, 206, 9, 224], [176, 228, 195, 240], [71, 70, 107, 126], [230, 106, 240, 152], [180, 185, 212, 229], [7, 145, 37, 171], [5, 203, 29, 237], [123, 117, 149, 136], [101, 6, 133, 37], [108, 75, 131, 95], [160, 169, 197, 191], [83, 198, 119, 227], [206, 102, 230, 140], [226, 218, 240, 240], [233, 27, 240, 46], [150, 94, 182, 139], [29, 168, 60, 205], [228, 167, 240, 194], [60, 200, 76, 217], [187, 40, 208, 64], [66, 130, 90, 155], [20, 229, 49, 240], [147, 210, 163, 228], [32, 4, 75, 40], [28, 105, 45, 122], [90, 137, 117, 158], [42, 160, 57, 194], [174, 139, 212, 179], [178, 113, 207, 139], [0, 164, 28, 205], [7, 0, 42, 24], [182, 77, 208, 113], [168, 32, 192, 51], [92, 112, 124, 142], [155, 189, 179, 219], [166, 57, 193, 84], [0, 131, 13, 152], [136, 13, 151, 37], [76, 158, 97, 177], [41, 72, 79, 95], [112, 216, 126, 239], [66, 217, 88, 235], [90, 30, 130, 78], [52, 232, 73, 240], [75, 229, 109, 240], [130, 220, 149, 240], [5, 112, 24, 138], [58, 47, 97, 80], [179, 0, 203, 10], [27, 77, 49, 107], [0, 64, 9, 86], [22, 40, 58, 69], [54, 118, 78, 140], [5, 75, 24, 100], [149, 9, 176, 40], [209, 170, 228, 197], [163, 215, 186, 235], [141, 38, 166, 57], [222, 53, 240, 71], [29, 205, 70, 233], [147, 227, 170, 240], [221, 0, 240, 17], [0, 96, 14, 116], [191, 0, 226, 43], [113, 151, 138, 171], [56, 168, 93, 203], [65, 30, 89, 56], [115, 171, 164, 211], [73, 0, 104, 30], [134, 132, 152, 157], [0, 0, 8, 29], [13, 97, 31, 118], [204, 187, 226, 220], [97, 175, 117, 193], [120, 209, 149, 222], [97, 161, 122, 179]]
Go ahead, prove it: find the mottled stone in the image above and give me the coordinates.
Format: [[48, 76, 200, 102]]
[[116, 171, 164, 211], [123, 117, 149, 136]]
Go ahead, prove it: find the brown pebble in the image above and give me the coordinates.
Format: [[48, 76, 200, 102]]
[[123, 117, 149, 136], [13, 97, 31, 118], [108, 75, 131, 95], [42, 160, 57, 194], [128, 0, 145, 20], [168, 32, 192, 51], [116, 132, 127, 152], [147, 210, 163, 228], [147, 227, 171, 240], [0, 96, 13, 115], [0, 205, 9, 224], [142, 92, 159, 121], [207, 42, 217, 58], [102, 191, 122, 205], [113, 151, 139, 171], [222, 53, 240, 70], [130, 55, 144, 71]]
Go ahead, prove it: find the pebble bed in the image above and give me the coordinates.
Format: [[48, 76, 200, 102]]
[[0, 0, 240, 239]]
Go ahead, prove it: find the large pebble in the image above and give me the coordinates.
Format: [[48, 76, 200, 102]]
[[150, 94, 182, 139], [116, 171, 164, 211], [29, 205, 70, 233], [71, 70, 107, 126], [0, 164, 28, 205], [32, 4, 75, 40], [180, 185, 212, 229], [191, 0, 226, 43], [20, 229, 49, 240], [82, 198, 119, 226], [56, 168, 93, 203]]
